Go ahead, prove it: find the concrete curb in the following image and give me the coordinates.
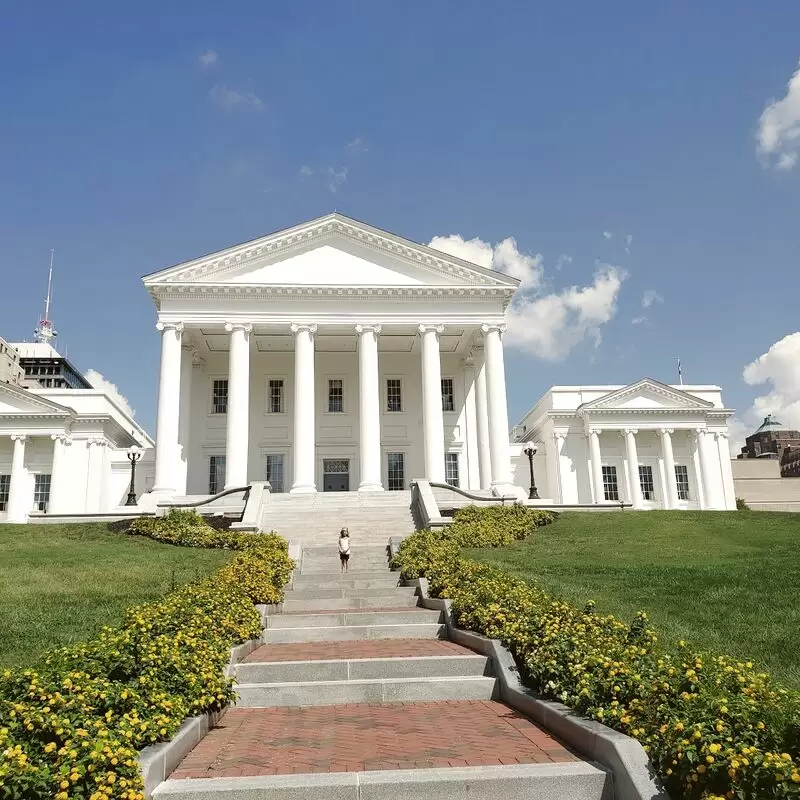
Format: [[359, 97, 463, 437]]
[[153, 761, 611, 800], [404, 579, 670, 800], [138, 604, 269, 798]]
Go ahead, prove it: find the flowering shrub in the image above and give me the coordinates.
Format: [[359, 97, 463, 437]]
[[0, 514, 294, 800], [392, 511, 800, 800]]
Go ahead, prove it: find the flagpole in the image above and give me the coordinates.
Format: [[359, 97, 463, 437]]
[[677, 357, 683, 386]]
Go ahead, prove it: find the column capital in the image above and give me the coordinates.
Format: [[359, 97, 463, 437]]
[[51, 433, 72, 445], [418, 324, 444, 335], [714, 431, 728, 441], [290, 323, 318, 335], [659, 427, 675, 436], [88, 437, 108, 447], [481, 323, 507, 336], [355, 323, 382, 335], [586, 428, 602, 439], [10, 433, 26, 443], [694, 427, 709, 436], [224, 322, 253, 334], [623, 428, 639, 436], [156, 321, 184, 334], [554, 432, 568, 442]]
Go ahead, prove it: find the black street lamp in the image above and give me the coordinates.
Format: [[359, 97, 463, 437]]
[[125, 446, 142, 506], [522, 442, 540, 500]]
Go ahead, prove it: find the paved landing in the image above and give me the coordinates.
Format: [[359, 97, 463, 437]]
[[243, 639, 473, 663], [171, 701, 577, 778]]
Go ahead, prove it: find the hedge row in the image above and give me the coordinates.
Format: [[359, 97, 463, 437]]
[[391, 506, 800, 800], [0, 511, 294, 800]]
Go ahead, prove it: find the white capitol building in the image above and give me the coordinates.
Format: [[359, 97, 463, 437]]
[[0, 214, 737, 525]]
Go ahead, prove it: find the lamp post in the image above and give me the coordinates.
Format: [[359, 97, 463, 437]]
[[125, 446, 142, 506], [522, 442, 539, 500]]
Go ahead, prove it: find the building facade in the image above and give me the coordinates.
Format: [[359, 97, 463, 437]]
[[144, 214, 520, 498], [512, 380, 737, 510]]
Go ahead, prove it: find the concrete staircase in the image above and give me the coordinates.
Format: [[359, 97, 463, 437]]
[[258, 491, 416, 544], [156, 543, 611, 800]]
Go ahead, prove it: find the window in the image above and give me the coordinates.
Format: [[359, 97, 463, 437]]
[[602, 465, 619, 501], [265, 454, 285, 493], [445, 452, 460, 487], [0, 475, 9, 512], [212, 379, 228, 414], [441, 378, 455, 412], [386, 379, 402, 412], [638, 465, 655, 501], [268, 379, 284, 413], [675, 465, 690, 501], [328, 379, 344, 413], [33, 474, 51, 512], [209, 456, 226, 494], [387, 452, 405, 491]]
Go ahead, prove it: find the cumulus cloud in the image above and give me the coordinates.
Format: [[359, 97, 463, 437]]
[[602, 231, 613, 240], [429, 234, 626, 360], [757, 60, 800, 170], [642, 290, 663, 308], [198, 49, 218, 67], [85, 370, 135, 418], [346, 136, 367, 156], [299, 165, 314, 177], [327, 166, 348, 192], [727, 332, 800, 455], [631, 316, 647, 325], [209, 83, 263, 110]]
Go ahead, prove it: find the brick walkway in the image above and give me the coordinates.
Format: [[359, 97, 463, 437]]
[[172, 701, 577, 778], [244, 639, 474, 663]]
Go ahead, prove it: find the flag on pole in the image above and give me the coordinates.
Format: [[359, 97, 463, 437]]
[[677, 357, 683, 386]]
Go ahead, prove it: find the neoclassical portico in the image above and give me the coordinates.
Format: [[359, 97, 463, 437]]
[[144, 214, 521, 498]]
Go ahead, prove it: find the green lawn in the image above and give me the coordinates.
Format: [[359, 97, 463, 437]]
[[0, 523, 232, 668], [469, 511, 800, 688]]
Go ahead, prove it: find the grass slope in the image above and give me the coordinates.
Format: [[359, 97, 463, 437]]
[[469, 510, 800, 687], [0, 523, 232, 668]]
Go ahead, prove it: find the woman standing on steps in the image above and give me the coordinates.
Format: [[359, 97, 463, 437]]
[[338, 527, 351, 573]]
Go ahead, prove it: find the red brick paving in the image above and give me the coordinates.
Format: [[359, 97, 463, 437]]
[[243, 639, 475, 663], [171, 701, 578, 778]]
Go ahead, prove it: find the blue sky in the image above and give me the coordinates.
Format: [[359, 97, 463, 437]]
[[1, 2, 799, 448]]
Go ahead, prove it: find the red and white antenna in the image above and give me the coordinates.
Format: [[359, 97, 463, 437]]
[[34, 249, 58, 344]]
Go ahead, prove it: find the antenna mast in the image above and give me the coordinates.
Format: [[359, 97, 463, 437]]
[[34, 249, 58, 345]]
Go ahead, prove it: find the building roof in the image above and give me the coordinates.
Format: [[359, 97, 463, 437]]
[[753, 414, 793, 434]]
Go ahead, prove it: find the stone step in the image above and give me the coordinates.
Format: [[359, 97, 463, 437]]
[[284, 586, 416, 600], [298, 564, 391, 573], [235, 674, 497, 707], [289, 576, 401, 591], [266, 610, 441, 629], [282, 594, 418, 612], [234, 654, 491, 684], [261, 623, 445, 644]]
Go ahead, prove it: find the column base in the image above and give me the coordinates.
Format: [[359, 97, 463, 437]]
[[150, 486, 177, 496], [290, 484, 317, 494], [491, 482, 522, 499], [358, 482, 385, 492]]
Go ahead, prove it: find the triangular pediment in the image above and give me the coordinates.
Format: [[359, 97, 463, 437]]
[[143, 213, 519, 290], [0, 384, 73, 417], [579, 379, 714, 412]]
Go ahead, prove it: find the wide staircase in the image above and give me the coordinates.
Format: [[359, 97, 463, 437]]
[[258, 491, 416, 545], [155, 544, 611, 800]]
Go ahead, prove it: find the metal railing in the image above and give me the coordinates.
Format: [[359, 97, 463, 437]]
[[426, 481, 516, 504], [156, 485, 252, 510]]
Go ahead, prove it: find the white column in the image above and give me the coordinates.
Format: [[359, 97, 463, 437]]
[[659, 428, 678, 509], [356, 324, 383, 491], [474, 348, 492, 490], [152, 322, 184, 494], [419, 324, 446, 483], [6, 434, 28, 523], [463, 357, 480, 490], [624, 428, 643, 509], [552, 432, 567, 503], [177, 344, 195, 494], [697, 428, 719, 509], [588, 429, 605, 503], [481, 324, 513, 492], [692, 430, 707, 509], [290, 323, 317, 493], [48, 433, 71, 514], [85, 439, 105, 513], [224, 323, 252, 490], [715, 431, 735, 510]]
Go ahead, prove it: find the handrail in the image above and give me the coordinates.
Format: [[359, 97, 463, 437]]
[[156, 485, 252, 509], [425, 481, 517, 503]]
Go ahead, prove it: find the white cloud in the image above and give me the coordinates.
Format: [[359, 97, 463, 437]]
[[299, 165, 314, 177], [727, 331, 800, 455], [625, 234, 633, 256], [631, 316, 647, 325], [642, 290, 663, 308], [429, 234, 626, 360], [327, 166, 348, 192], [554, 254, 572, 271], [346, 136, 367, 156], [198, 49, 218, 67], [85, 370, 135, 418], [603, 231, 613, 240], [757, 60, 800, 170], [209, 83, 263, 110]]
